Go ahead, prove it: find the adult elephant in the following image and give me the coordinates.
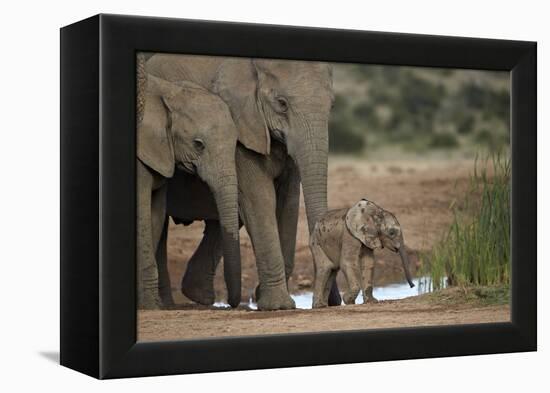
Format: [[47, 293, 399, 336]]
[[146, 54, 342, 310], [136, 60, 242, 309]]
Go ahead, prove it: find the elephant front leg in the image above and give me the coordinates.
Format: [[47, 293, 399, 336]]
[[311, 244, 335, 308], [151, 185, 174, 308], [137, 161, 162, 309], [340, 231, 362, 305], [360, 247, 377, 303], [275, 162, 300, 284], [239, 164, 295, 310], [180, 220, 223, 305]]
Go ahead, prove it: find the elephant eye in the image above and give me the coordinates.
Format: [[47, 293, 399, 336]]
[[275, 96, 289, 113], [193, 138, 205, 152]]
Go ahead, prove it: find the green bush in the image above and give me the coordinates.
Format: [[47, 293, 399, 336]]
[[329, 94, 366, 153], [400, 73, 445, 116], [461, 83, 510, 124], [456, 114, 476, 134], [429, 132, 459, 149], [328, 120, 365, 153], [473, 128, 509, 152], [461, 82, 487, 109]]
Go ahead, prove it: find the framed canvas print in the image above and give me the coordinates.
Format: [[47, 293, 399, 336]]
[[60, 14, 536, 379]]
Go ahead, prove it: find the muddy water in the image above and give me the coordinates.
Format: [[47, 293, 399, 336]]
[[214, 276, 447, 310]]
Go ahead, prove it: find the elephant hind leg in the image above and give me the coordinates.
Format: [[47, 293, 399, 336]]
[[341, 264, 361, 305], [181, 220, 223, 305]]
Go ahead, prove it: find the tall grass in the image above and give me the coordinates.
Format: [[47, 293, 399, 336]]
[[422, 154, 511, 289]]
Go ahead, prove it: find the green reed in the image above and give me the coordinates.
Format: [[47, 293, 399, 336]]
[[422, 153, 511, 289]]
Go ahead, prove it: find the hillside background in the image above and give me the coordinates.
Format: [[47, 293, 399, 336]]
[[329, 63, 510, 156]]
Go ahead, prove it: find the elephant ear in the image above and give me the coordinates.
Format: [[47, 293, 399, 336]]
[[137, 76, 178, 178], [213, 59, 270, 155], [345, 199, 382, 249]]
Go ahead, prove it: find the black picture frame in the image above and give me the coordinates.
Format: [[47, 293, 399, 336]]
[[60, 14, 536, 379]]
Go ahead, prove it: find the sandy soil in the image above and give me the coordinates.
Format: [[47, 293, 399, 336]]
[[166, 157, 475, 303], [137, 288, 509, 341]]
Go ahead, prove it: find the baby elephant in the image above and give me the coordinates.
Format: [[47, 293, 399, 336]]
[[311, 199, 415, 308]]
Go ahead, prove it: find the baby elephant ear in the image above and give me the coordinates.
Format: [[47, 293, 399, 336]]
[[345, 200, 382, 249]]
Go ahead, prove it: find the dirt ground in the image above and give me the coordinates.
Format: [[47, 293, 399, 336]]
[[165, 157, 475, 304], [137, 287, 510, 341]]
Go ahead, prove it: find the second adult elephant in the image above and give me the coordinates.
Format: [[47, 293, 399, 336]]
[[147, 54, 342, 310]]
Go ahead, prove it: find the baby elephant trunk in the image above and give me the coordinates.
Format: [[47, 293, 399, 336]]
[[398, 247, 415, 288]]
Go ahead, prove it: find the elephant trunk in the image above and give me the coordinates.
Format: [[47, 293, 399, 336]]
[[398, 246, 415, 288], [292, 116, 329, 234], [289, 108, 341, 306], [201, 155, 241, 308]]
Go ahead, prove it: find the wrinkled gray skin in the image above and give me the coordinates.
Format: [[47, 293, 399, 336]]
[[146, 54, 340, 310], [311, 199, 415, 308], [137, 73, 240, 309]]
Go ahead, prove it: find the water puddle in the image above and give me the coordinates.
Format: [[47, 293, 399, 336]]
[[214, 276, 447, 310]]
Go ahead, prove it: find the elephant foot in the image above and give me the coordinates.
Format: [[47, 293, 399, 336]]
[[159, 289, 175, 308], [181, 274, 215, 306], [343, 293, 358, 305], [312, 297, 328, 308], [256, 285, 296, 311], [139, 289, 162, 310], [363, 287, 378, 304], [364, 297, 379, 304]]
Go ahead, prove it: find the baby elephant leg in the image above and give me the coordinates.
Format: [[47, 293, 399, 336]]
[[340, 231, 362, 305], [360, 247, 377, 303], [312, 244, 335, 308]]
